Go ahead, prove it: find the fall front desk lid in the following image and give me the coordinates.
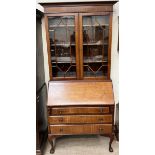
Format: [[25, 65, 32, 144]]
[[47, 81, 114, 106]]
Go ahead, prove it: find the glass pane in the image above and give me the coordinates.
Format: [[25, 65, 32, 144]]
[[48, 16, 76, 78], [83, 15, 109, 79]]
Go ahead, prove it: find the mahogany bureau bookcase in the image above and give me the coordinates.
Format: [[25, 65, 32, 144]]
[[40, 1, 117, 153]]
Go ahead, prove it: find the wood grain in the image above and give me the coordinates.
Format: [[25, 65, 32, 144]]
[[49, 124, 112, 135], [48, 115, 112, 124], [79, 14, 83, 79], [50, 106, 110, 115], [48, 81, 114, 106], [43, 5, 113, 14], [75, 13, 80, 79]]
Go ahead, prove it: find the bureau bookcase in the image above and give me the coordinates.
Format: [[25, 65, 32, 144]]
[[41, 1, 117, 154]]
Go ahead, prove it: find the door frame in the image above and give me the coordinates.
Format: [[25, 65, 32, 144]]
[[45, 13, 80, 80], [79, 12, 112, 80]]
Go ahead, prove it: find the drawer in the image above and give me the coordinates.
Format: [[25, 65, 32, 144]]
[[50, 107, 110, 115], [49, 124, 112, 135], [48, 115, 112, 124]]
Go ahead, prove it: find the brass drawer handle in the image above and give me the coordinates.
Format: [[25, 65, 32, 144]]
[[59, 128, 63, 132], [59, 118, 63, 122], [59, 110, 63, 114]]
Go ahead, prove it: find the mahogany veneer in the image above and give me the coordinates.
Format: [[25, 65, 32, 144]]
[[47, 81, 115, 154], [41, 1, 118, 154], [50, 106, 110, 115], [48, 115, 112, 124], [47, 81, 114, 106], [49, 124, 112, 135]]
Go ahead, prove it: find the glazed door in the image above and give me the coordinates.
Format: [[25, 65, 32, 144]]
[[79, 13, 112, 80], [45, 13, 80, 80]]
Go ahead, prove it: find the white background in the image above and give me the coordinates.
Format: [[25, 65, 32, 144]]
[[0, 0, 155, 155]]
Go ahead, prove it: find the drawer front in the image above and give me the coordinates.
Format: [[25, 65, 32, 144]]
[[50, 107, 110, 115], [48, 115, 112, 124], [49, 124, 112, 135]]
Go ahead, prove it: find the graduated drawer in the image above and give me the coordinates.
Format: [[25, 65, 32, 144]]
[[48, 115, 112, 124], [50, 107, 110, 115], [49, 124, 112, 135]]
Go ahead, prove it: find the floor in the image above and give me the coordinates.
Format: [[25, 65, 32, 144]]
[[43, 135, 119, 155]]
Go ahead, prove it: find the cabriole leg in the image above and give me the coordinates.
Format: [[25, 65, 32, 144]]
[[48, 135, 55, 154], [109, 133, 114, 152], [50, 140, 55, 154]]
